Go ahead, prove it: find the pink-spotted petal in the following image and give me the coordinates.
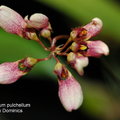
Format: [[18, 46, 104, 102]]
[[54, 62, 83, 112], [0, 5, 26, 35], [86, 40, 109, 57], [83, 17, 103, 40], [0, 57, 38, 84], [58, 72, 83, 112], [0, 61, 24, 84]]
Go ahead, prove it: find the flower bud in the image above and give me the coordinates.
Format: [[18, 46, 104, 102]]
[[86, 40, 109, 57], [40, 28, 51, 38], [24, 13, 49, 29], [0, 57, 38, 84], [67, 52, 89, 76], [54, 62, 83, 112], [0, 5, 26, 35]]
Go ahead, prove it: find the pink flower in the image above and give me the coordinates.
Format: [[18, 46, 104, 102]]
[[54, 62, 83, 112], [70, 17, 103, 41], [68, 18, 109, 75], [0, 5, 50, 40], [0, 57, 38, 84]]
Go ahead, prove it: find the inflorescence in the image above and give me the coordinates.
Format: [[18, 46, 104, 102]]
[[0, 5, 109, 112]]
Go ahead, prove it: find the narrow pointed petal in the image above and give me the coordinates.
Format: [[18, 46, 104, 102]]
[[0, 57, 38, 84], [86, 40, 109, 57], [24, 13, 49, 29], [67, 52, 89, 75], [54, 62, 83, 112], [0, 5, 26, 35]]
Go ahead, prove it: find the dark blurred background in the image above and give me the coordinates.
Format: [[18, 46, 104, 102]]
[[0, 0, 120, 120]]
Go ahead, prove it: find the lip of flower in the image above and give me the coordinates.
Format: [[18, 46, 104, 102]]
[[67, 52, 89, 76], [0, 57, 38, 84], [54, 62, 83, 112]]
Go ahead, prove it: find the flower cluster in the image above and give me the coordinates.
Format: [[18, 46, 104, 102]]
[[0, 5, 109, 112]]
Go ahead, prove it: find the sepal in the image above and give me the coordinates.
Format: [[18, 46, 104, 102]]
[[54, 62, 83, 112], [86, 40, 109, 57], [0, 5, 26, 35]]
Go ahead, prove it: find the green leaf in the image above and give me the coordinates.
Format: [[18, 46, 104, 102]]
[[0, 29, 55, 78]]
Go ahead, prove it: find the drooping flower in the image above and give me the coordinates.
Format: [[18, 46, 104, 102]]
[[54, 62, 83, 112], [0, 57, 38, 84], [0, 5, 50, 40]]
